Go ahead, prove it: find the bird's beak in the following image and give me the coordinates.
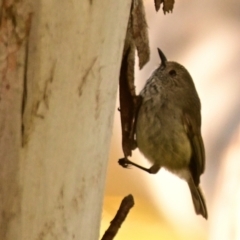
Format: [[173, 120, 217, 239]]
[[157, 48, 167, 69]]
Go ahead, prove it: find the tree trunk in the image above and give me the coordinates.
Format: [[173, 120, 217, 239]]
[[0, 0, 131, 239]]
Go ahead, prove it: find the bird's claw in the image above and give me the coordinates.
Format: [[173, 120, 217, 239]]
[[118, 158, 130, 168]]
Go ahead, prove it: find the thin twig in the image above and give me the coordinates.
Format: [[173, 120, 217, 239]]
[[101, 195, 135, 240]]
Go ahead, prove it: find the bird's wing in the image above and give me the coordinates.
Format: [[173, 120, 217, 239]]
[[183, 113, 205, 185]]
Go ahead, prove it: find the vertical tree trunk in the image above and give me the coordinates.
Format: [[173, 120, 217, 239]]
[[0, 0, 131, 239]]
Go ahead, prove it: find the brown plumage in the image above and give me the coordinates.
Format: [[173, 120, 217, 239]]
[[122, 48, 208, 219]]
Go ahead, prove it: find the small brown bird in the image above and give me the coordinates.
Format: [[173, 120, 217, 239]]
[[119, 48, 208, 219]]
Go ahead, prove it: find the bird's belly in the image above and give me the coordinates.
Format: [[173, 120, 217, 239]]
[[136, 104, 191, 171]]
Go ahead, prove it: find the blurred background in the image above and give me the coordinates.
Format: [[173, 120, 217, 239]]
[[101, 0, 240, 239]]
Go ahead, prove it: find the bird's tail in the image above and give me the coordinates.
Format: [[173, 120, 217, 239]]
[[188, 179, 208, 219]]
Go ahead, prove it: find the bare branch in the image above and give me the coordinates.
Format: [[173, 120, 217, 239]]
[[101, 195, 134, 240]]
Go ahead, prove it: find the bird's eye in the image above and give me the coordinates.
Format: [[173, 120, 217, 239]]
[[169, 70, 176, 77]]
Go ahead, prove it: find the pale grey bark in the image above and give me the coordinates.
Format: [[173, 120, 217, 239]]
[[0, 0, 131, 239]]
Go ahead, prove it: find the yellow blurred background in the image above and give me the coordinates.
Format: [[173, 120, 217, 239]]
[[101, 0, 240, 239]]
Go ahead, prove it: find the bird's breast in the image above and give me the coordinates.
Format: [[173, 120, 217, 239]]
[[136, 96, 192, 171]]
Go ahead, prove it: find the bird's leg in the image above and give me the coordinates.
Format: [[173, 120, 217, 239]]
[[118, 158, 160, 174]]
